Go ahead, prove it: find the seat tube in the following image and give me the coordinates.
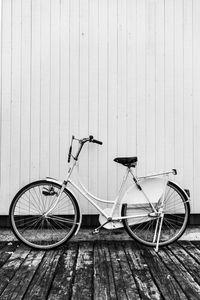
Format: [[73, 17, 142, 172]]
[[110, 168, 130, 217], [129, 168, 157, 213]]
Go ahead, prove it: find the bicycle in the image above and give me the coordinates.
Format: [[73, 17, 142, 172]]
[[9, 135, 190, 251]]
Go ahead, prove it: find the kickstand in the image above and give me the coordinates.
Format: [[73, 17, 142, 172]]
[[155, 213, 164, 252]]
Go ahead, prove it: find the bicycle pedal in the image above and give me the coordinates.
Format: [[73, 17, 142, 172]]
[[92, 229, 99, 235]]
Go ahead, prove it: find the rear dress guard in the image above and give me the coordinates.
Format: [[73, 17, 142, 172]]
[[121, 177, 165, 225]]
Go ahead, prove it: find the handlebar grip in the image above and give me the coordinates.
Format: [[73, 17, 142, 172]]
[[68, 145, 72, 163], [172, 169, 177, 175], [92, 139, 103, 145]]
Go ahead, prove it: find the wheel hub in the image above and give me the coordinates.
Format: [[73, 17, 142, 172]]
[[148, 211, 161, 218]]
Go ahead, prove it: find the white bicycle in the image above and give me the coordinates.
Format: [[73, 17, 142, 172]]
[[9, 135, 190, 251]]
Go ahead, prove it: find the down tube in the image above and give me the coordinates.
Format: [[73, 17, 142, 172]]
[[68, 180, 109, 219]]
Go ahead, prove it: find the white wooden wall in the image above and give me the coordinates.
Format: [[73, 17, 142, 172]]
[[0, 0, 200, 215]]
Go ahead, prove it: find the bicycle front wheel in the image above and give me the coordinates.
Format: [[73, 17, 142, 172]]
[[9, 180, 80, 250], [122, 181, 190, 247]]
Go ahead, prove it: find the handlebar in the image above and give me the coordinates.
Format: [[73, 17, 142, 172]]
[[67, 135, 103, 163], [89, 135, 103, 145], [92, 139, 103, 145]]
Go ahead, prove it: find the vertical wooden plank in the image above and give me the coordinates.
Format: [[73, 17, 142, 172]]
[[183, 0, 193, 197], [164, 0, 175, 170], [69, 0, 79, 137], [10, 0, 21, 194], [174, 0, 184, 185], [49, 0, 60, 178], [59, 0, 70, 179], [117, 0, 127, 186], [30, 0, 40, 181], [40, 0, 51, 178], [193, 0, 200, 212], [136, 0, 146, 176], [98, 0, 108, 199], [0, 0, 12, 213], [126, 0, 137, 158], [0, 0, 2, 188], [107, 0, 118, 199], [79, 0, 89, 212], [155, 0, 165, 171], [145, 0, 156, 173], [20, 0, 31, 186], [68, 0, 81, 208], [88, 0, 99, 211]]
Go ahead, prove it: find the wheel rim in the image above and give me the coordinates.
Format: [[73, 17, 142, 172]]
[[124, 182, 189, 246], [11, 182, 78, 249]]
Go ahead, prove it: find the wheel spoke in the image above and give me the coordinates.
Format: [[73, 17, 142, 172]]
[[124, 181, 189, 247], [11, 181, 79, 249]]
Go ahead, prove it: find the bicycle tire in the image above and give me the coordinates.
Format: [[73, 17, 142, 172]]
[[122, 181, 190, 247], [9, 180, 80, 250]]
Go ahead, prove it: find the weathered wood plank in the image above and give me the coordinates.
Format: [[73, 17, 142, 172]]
[[179, 241, 200, 263], [23, 250, 61, 299], [0, 242, 9, 251], [71, 242, 93, 300], [158, 246, 200, 300], [141, 247, 187, 300], [169, 242, 200, 285], [109, 242, 140, 299], [0, 242, 19, 268], [125, 242, 162, 299], [191, 240, 200, 251], [0, 250, 45, 299], [93, 241, 116, 300], [48, 243, 78, 300], [1, 238, 200, 299], [114, 242, 141, 300], [0, 246, 30, 295]]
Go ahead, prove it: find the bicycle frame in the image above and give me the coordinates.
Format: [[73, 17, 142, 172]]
[[44, 136, 178, 252], [45, 158, 172, 223]]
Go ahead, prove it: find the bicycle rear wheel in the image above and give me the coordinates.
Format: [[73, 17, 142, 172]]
[[122, 181, 190, 247], [9, 180, 80, 250]]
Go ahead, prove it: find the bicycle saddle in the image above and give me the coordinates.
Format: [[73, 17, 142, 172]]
[[114, 157, 137, 168]]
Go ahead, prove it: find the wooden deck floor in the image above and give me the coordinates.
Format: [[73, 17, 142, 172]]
[[0, 236, 200, 299]]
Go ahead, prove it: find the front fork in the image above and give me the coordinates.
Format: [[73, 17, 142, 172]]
[[43, 182, 67, 217], [44, 163, 76, 217]]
